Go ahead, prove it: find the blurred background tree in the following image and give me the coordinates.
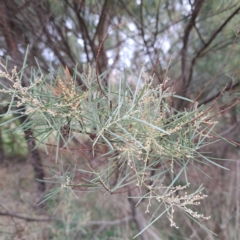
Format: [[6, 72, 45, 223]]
[[0, 0, 239, 239]]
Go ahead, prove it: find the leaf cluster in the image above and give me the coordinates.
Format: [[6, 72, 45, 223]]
[[0, 60, 229, 233]]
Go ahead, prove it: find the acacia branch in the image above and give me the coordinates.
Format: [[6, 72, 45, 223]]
[[181, 0, 205, 86], [0, 211, 54, 222], [199, 81, 239, 106], [0, 210, 132, 226], [72, 2, 96, 61], [95, 22, 128, 108], [186, 5, 240, 86], [193, 30, 239, 105]]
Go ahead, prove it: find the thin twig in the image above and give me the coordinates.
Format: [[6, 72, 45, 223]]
[[0, 211, 54, 222], [0, 210, 132, 226], [192, 30, 240, 105], [95, 22, 128, 108], [206, 97, 240, 121]]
